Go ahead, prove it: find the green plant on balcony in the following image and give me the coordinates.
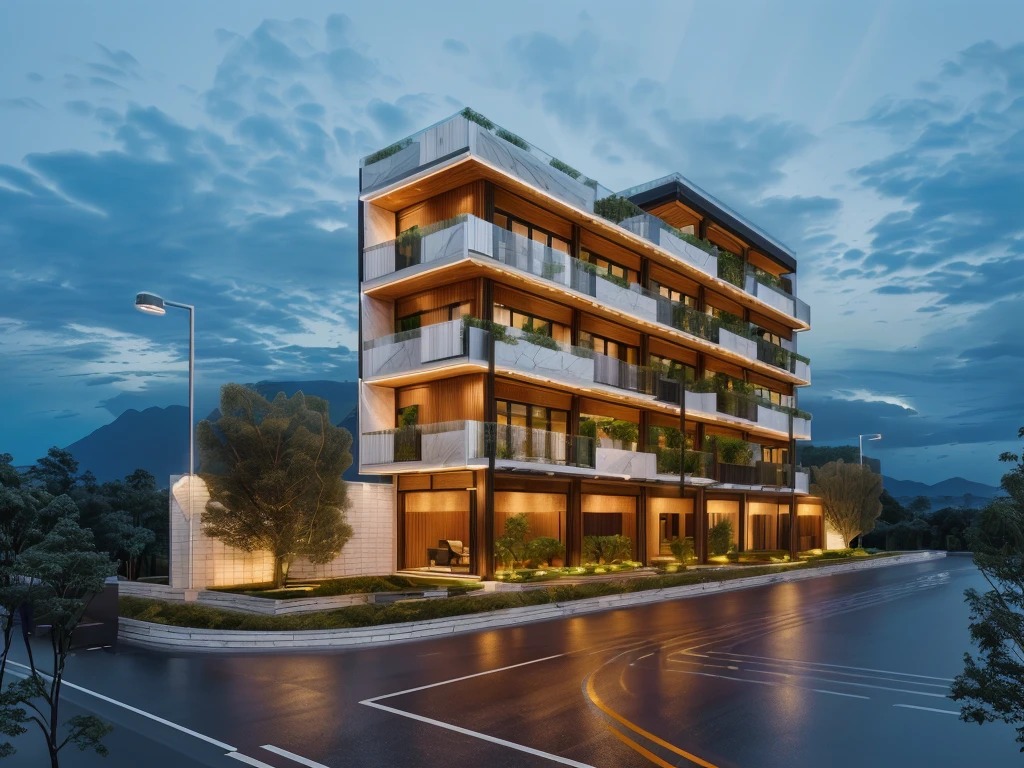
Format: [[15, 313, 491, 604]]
[[602, 418, 639, 445], [549, 157, 581, 179], [365, 138, 412, 165], [593, 194, 646, 224], [677, 232, 718, 256], [706, 435, 754, 466], [582, 535, 633, 564], [655, 446, 682, 474], [683, 450, 709, 476], [463, 316, 519, 345], [578, 259, 629, 288], [708, 519, 734, 557], [520, 328, 559, 351], [717, 249, 746, 288], [752, 267, 784, 291], [541, 260, 566, 279], [496, 128, 530, 150], [712, 309, 754, 339], [670, 536, 696, 563], [460, 107, 494, 130]]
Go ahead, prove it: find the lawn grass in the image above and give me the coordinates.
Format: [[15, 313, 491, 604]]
[[209, 574, 481, 600], [120, 552, 900, 632]]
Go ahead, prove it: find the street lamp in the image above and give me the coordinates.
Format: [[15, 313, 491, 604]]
[[859, 433, 882, 466], [135, 292, 196, 588]]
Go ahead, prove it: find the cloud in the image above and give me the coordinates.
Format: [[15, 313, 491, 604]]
[[443, 39, 468, 56], [1, 97, 45, 111]]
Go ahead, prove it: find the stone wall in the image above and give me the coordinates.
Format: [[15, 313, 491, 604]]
[[170, 476, 395, 589]]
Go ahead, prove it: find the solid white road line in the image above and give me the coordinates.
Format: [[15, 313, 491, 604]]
[[5, 662, 237, 752], [708, 665, 949, 697], [227, 753, 277, 768], [362, 700, 596, 768], [708, 652, 955, 681], [702, 656, 950, 688], [893, 704, 961, 716], [261, 745, 331, 768], [362, 653, 565, 702], [811, 689, 870, 700]]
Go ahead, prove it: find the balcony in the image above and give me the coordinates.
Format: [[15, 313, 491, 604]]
[[363, 318, 489, 380], [362, 215, 810, 383], [361, 110, 809, 326]]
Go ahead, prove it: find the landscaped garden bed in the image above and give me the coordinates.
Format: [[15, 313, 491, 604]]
[[120, 551, 902, 633], [209, 574, 482, 600]]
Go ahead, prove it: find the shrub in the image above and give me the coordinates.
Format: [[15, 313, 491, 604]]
[[549, 158, 581, 179], [706, 436, 754, 466], [460, 107, 494, 130], [521, 330, 559, 350], [708, 519, 733, 557], [593, 195, 646, 224], [495, 513, 531, 568], [670, 536, 695, 563], [678, 232, 717, 255], [582, 535, 633, 564], [527, 537, 565, 566], [496, 128, 530, 150], [365, 138, 412, 165], [463, 316, 518, 345]]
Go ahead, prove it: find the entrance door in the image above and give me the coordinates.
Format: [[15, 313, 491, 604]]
[[658, 513, 680, 555]]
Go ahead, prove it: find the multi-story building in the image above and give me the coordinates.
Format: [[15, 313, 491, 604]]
[[357, 110, 824, 578]]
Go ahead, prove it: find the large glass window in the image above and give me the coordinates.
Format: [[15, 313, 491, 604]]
[[580, 249, 637, 285], [495, 400, 568, 432], [649, 354, 695, 382], [648, 279, 696, 308], [395, 302, 470, 333], [579, 331, 638, 364], [493, 304, 551, 336], [494, 210, 569, 253]]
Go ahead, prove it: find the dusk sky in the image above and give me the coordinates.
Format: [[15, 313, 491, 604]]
[[2, 0, 1022, 484]]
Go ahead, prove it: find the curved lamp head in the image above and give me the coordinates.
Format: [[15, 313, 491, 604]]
[[869, 434, 882, 441], [135, 292, 166, 316]]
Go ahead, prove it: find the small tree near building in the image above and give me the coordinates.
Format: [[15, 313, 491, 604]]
[[812, 460, 883, 547], [198, 385, 354, 588]]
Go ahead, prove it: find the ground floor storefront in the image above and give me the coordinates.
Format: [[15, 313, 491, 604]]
[[394, 470, 826, 578]]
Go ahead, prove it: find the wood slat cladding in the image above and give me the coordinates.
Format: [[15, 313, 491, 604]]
[[649, 411, 684, 429], [579, 397, 639, 422], [748, 370, 794, 395], [494, 492, 566, 544], [580, 314, 641, 347], [646, 200, 701, 233], [397, 180, 486, 232], [494, 475, 571, 493], [705, 290, 745, 319], [493, 186, 572, 239], [493, 285, 573, 326], [580, 229, 642, 271], [432, 471, 475, 489], [402, 490, 471, 569], [704, 423, 745, 440], [704, 358, 746, 381], [648, 262, 701, 297], [747, 250, 785, 277], [395, 279, 477, 318], [749, 310, 792, 341], [495, 379, 572, 410], [398, 475, 431, 491], [397, 374, 485, 423], [707, 224, 746, 256], [648, 336, 699, 367]]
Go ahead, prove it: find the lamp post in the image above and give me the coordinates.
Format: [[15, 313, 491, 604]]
[[135, 292, 195, 588], [859, 433, 882, 467]]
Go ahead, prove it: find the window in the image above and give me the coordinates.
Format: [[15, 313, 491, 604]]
[[761, 445, 788, 464], [579, 331, 638, 364], [580, 249, 637, 285], [493, 304, 551, 336], [495, 400, 568, 433], [396, 313, 421, 333], [579, 414, 639, 450], [753, 387, 795, 409], [395, 302, 470, 334], [649, 354, 696, 382], [648, 279, 696, 308], [754, 327, 783, 346], [494, 210, 569, 253]]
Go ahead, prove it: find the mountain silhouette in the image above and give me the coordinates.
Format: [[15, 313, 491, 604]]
[[883, 475, 1006, 509]]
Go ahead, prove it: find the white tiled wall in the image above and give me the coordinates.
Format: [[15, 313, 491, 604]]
[[170, 475, 396, 588]]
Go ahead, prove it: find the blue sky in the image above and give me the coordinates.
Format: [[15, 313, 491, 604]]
[[2, 0, 1022, 484]]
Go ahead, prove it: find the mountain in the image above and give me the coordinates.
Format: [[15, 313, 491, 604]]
[[883, 475, 1007, 510], [65, 406, 190, 484], [66, 380, 360, 484]]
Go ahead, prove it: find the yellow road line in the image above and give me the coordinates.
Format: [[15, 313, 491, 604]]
[[606, 725, 677, 768]]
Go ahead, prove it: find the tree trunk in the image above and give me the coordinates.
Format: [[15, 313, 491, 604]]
[[273, 556, 292, 588]]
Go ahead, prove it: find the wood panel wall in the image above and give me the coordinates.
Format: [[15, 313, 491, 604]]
[[648, 262, 701, 297], [747, 371, 794, 396], [749, 310, 793, 341], [705, 290, 746, 318], [397, 181, 486, 232], [648, 336, 699, 367], [579, 398, 639, 422], [493, 187, 572, 238], [395, 279, 477, 320], [707, 224, 746, 255], [495, 379, 572, 410], [580, 230, 642, 271], [493, 285, 573, 326], [646, 201, 701, 233], [403, 490, 471, 568], [397, 374, 485, 423], [494, 491, 566, 546], [580, 314, 641, 347]]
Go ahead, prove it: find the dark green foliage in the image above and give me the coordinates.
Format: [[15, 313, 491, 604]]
[[952, 428, 1024, 749], [496, 128, 530, 150], [578, 259, 629, 288], [683, 451, 711, 477], [212, 574, 477, 599], [582, 535, 632, 564], [364, 138, 412, 165], [708, 519, 733, 556], [540, 260, 566, 279], [463, 316, 519, 345], [593, 195, 646, 224], [908, 495, 932, 514], [677, 232, 717, 255], [495, 513, 531, 568], [26, 448, 79, 496], [460, 107, 494, 129], [799, 445, 881, 475], [670, 536, 695, 563], [549, 157, 581, 179], [706, 436, 754, 466], [198, 385, 354, 588], [716, 249, 746, 287], [527, 537, 565, 566], [0, 454, 20, 489]]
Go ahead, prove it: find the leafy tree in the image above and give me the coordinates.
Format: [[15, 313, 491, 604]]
[[582, 535, 632, 564], [526, 537, 564, 567], [951, 427, 1024, 748], [0, 455, 20, 489], [198, 385, 354, 588], [96, 511, 155, 580], [26, 449, 80, 497], [799, 445, 881, 475], [878, 489, 910, 524], [708, 519, 733, 557], [670, 536, 695, 563], [908, 495, 932, 515], [811, 460, 883, 547], [495, 513, 530, 569]]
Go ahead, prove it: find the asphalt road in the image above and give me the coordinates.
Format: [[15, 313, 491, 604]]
[[4, 556, 1018, 767]]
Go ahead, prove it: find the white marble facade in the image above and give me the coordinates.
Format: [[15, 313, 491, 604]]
[[595, 447, 657, 480]]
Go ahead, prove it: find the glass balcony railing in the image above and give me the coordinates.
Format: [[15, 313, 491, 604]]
[[363, 215, 810, 380], [360, 110, 808, 323]]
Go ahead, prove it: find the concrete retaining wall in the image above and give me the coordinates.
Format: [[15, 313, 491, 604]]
[[121, 551, 945, 652]]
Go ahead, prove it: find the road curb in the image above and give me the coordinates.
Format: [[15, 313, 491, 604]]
[[119, 551, 946, 653]]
